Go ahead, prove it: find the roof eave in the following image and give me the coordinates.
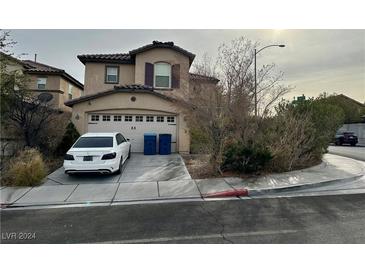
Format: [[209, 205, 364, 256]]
[[25, 70, 84, 90], [65, 88, 172, 107]]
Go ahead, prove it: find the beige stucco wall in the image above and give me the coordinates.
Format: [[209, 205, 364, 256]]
[[59, 78, 83, 112], [134, 48, 190, 96], [70, 92, 190, 153], [28, 74, 60, 90], [26, 75, 83, 112], [83, 63, 135, 95]]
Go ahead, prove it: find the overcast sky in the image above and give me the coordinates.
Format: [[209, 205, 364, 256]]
[[8, 29, 365, 103]]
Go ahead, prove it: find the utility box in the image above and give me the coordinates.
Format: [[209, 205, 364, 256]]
[[159, 134, 172, 155], [144, 133, 157, 155]]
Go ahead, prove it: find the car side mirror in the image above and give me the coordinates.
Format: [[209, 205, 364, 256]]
[[127, 138, 130, 141]]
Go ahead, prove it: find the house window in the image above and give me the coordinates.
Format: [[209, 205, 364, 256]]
[[68, 84, 73, 100], [146, 116, 154, 122], [114, 115, 122, 121], [37, 77, 47, 90], [102, 115, 111, 121], [124, 115, 132, 122], [157, 116, 164, 122], [105, 66, 119, 83], [91, 115, 99, 121], [154, 62, 171, 88], [167, 116, 175, 123], [136, 116, 143, 122]]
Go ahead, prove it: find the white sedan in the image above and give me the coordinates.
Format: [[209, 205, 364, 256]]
[[64, 132, 131, 175]]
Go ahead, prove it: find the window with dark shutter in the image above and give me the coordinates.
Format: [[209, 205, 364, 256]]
[[145, 63, 154, 86], [172, 64, 180, 89]]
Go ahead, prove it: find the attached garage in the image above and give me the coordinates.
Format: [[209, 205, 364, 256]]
[[87, 113, 177, 152], [65, 85, 190, 154]]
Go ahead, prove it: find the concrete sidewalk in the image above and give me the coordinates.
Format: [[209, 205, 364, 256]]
[[1, 154, 364, 208]]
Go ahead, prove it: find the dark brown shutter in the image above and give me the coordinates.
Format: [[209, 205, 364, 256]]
[[171, 64, 180, 89], [145, 63, 154, 86]]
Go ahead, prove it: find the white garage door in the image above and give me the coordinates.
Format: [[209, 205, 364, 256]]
[[87, 113, 177, 153]]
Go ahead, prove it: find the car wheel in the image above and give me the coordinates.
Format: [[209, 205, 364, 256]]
[[116, 156, 123, 174], [350, 142, 356, 146], [128, 147, 131, 159]]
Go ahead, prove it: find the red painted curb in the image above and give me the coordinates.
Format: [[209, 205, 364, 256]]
[[203, 188, 249, 198]]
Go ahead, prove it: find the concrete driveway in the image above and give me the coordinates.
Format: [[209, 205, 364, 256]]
[[45, 153, 191, 185]]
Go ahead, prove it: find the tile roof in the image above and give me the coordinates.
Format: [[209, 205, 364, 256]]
[[64, 84, 171, 107], [77, 53, 132, 65], [113, 84, 153, 90], [129, 41, 195, 64], [189, 73, 220, 83], [22, 60, 64, 73], [22, 60, 84, 89], [77, 41, 196, 65]]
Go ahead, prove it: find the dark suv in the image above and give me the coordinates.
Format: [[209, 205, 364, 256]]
[[334, 131, 358, 146]]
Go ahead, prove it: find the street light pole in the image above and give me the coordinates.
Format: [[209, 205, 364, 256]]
[[254, 44, 285, 117]]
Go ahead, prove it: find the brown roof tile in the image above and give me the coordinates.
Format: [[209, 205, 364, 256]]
[[129, 41, 195, 64], [77, 53, 133, 65], [64, 84, 171, 107], [77, 41, 196, 65], [189, 73, 219, 83], [22, 60, 84, 89]]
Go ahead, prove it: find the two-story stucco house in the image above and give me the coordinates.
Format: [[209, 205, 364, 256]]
[[65, 41, 218, 153], [0, 52, 84, 112], [21, 60, 84, 112]]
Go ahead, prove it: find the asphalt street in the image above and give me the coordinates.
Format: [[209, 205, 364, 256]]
[[2, 193, 365, 244], [328, 145, 365, 161]]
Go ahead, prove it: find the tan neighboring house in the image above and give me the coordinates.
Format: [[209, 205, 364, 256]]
[[1, 52, 84, 112], [0, 52, 84, 156], [21, 60, 84, 112], [65, 41, 218, 153]]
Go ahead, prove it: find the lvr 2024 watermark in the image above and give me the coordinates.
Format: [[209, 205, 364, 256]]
[[2, 232, 36, 241]]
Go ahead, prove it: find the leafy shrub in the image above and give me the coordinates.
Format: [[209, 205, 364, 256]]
[[56, 122, 80, 155], [6, 148, 47, 186], [222, 141, 272, 173], [264, 98, 345, 172], [36, 112, 71, 156]]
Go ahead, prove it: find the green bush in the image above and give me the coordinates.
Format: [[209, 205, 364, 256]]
[[6, 148, 47, 186], [56, 122, 80, 155], [222, 141, 272, 173]]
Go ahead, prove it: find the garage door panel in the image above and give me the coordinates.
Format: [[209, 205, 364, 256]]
[[87, 113, 177, 153]]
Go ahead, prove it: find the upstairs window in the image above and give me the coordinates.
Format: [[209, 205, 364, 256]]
[[154, 62, 171, 88], [37, 77, 47, 90], [68, 84, 73, 100], [105, 66, 119, 84]]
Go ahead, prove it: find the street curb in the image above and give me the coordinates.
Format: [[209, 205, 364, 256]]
[[248, 173, 364, 196], [202, 188, 249, 198]]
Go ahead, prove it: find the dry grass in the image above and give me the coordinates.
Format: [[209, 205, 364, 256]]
[[4, 148, 47, 186]]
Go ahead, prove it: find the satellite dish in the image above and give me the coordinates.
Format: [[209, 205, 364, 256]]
[[38, 93, 53, 103]]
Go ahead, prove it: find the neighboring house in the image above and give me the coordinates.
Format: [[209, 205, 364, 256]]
[[21, 60, 83, 112], [0, 52, 84, 156], [65, 41, 218, 153], [0, 52, 84, 112]]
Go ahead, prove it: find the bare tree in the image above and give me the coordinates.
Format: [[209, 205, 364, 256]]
[[1, 42, 58, 149], [217, 37, 291, 117]]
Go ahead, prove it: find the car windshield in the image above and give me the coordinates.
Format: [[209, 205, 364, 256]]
[[73, 137, 113, 148]]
